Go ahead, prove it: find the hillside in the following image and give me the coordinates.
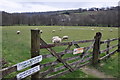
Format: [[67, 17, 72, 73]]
[[1, 6, 119, 27]]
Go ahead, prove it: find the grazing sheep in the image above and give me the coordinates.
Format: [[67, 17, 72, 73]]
[[101, 29, 103, 31], [110, 29, 113, 32], [52, 36, 62, 43], [40, 30, 43, 33], [35, 28, 38, 30], [17, 31, 20, 34], [59, 28, 62, 31], [52, 30, 55, 33], [52, 38, 62, 43], [91, 29, 94, 31], [52, 36, 59, 40], [62, 36, 68, 40]]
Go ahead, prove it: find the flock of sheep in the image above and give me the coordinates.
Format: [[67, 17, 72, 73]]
[[51, 28, 69, 43], [16, 27, 115, 43], [52, 36, 68, 43], [16, 28, 68, 44], [91, 28, 113, 32]]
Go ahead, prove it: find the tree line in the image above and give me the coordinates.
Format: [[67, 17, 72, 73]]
[[1, 6, 119, 27]]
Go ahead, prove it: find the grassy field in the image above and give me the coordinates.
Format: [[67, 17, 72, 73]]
[[2, 26, 118, 78], [96, 53, 118, 77]]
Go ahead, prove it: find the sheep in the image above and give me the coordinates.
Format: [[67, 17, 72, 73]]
[[52, 36, 59, 40], [110, 29, 113, 32], [52, 36, 62, 43], [62, 36, 68, 40], [40, 30, 43, 33], [35, 28, 38, 30], [52, 38, 62, 43], [17, 31, 20, 34], [59, 28, 62, 31], [101, 29, 103, 31], [52, 30, 55, 33], [91, 29, 94, 31]]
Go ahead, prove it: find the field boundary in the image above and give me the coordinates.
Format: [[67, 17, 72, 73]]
[[0, 29, 119, 79]]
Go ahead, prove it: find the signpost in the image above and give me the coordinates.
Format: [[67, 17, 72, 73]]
[[17, 65, 40, 80], [17, 55, 42, 71], [73, 47, 84, 54]]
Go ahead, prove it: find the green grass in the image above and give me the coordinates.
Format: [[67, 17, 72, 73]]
[[60, 70, 95, 78], [2, 26, 118, 78], [94, 52, 118, 78]]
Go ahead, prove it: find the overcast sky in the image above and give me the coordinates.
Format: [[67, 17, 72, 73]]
[[0, 0, 119, 13]]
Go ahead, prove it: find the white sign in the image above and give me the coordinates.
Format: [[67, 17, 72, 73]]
[[73, 47, 84, 54], [17, 55, 42, 71], [17, 65, 40, 80]]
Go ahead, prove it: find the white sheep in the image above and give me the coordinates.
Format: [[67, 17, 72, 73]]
[[101, 29, 103, 31], [59, 28, 62, 31], [52, 36, 62, 43], [52, 36, 59, 40], [17, 31, 20, 34], [62, 36, 68, 40], [40, 30, 43, 33], [35, 28, 38, 30], [52, 30, 55, 33], [110, 29, 113, 32], [52, 38, 62, 43], [91, 29, 94, 31]]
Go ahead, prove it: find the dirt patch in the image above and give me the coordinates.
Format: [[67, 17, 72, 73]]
[[81, 66, 115, 78]]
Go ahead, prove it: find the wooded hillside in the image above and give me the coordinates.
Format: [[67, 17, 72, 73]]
[[1, 6, 119, 27]]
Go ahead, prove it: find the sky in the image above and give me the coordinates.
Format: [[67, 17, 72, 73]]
[[0, 0, 120, 13]]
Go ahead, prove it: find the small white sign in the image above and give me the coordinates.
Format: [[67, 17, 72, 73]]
[[73, 47, 84, 54], [17, 55, 42, 71], [17, 65, 40, 79]]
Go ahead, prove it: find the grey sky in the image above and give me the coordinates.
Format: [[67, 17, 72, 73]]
[[0, 0, 119, 13]]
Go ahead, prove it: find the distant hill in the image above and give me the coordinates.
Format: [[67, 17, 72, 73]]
[[1, 6, 119, 27]]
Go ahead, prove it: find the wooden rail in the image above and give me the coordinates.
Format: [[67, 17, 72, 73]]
[[40, 56, 92, 77], [99, 37, 118, 61], [99, 50, 117, 60], [47, 62, 91, 78], [0, 49, 92, 78], [100, 38, 118, 44], [100, 44, 118, 53], [40, 39, 94, 49]]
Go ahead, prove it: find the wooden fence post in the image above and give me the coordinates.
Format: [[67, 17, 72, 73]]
[[106, 39, 110, 58], [92, 32, 102, 65], [31, 29, 40, 79], [118, 37, 120, 53]]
